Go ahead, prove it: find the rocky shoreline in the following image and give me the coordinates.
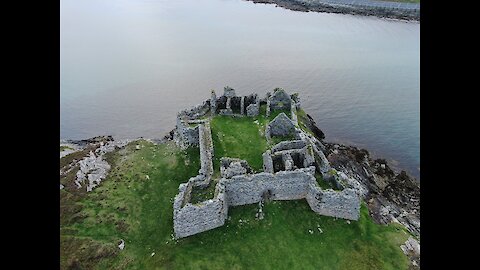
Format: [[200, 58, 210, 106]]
[[303, 112, 420, 267], [246, 0, 420, 21]]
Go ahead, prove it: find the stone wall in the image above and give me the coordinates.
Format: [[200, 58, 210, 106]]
[[271, 140, 306, 152], [306, 184, 360, 220], [174, 119, 200, 149], [265, 112, 297, 139], [178, 101, 211, 120], [291, 100, 298, 126], [173, 89, 361, 239], [198, 122, 214, 184], [223, 167, 316, 206], [269, 88, 292, 111], [173, 182, 228, 238], [174, 165, 360, 238]]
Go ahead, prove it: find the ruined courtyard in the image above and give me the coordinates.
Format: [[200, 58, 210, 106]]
[[173, 87, 361, 238]]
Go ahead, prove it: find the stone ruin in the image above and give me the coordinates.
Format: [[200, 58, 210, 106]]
[[265, 112, 299, 141], [172, 87, 360, 238]]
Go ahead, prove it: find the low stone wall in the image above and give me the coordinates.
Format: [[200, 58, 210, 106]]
[[173, 166, 360, 238], [173, 186, 228, 238], [198, 122, 214, 181], [174, 118, 200, 149], [262, 150, 274, 173], [178, 100, 211, 120], [291, 101, 298, 126], [173, 89, 361, 239], [306, 184, 360, 220], [271, 140, 306, 152], [223, 167, 316, 206]]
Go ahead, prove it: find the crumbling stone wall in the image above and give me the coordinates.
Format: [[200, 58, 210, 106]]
[[269, 88, 292, 111], [174, 118, 200, 149], [178, 101, 211, 120], [291, 100, 298, 126], [231, 96, 242, 114], [173, 89, 361, 239], [173, 182, 228, 238], [174, 165, 360, 238], [272, 140, 306, 152], [306, 185, 360, 220], [223, 167, 315, 206], [220, 157, 253, 179], [262, 150, 274, 173], [265, 112, 297, 140], [216, 96, 227, 111]]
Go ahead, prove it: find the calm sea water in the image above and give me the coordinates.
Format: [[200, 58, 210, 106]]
[[60, 0, 420, 179]]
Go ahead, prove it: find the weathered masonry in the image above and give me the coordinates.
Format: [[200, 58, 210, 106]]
[[173, 87, 360, 238]]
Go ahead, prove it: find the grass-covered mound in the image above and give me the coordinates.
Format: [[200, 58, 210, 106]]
[[60, 138, 412, 269]]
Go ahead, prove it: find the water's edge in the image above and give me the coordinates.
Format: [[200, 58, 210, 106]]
[[245, 0, 420, 21]]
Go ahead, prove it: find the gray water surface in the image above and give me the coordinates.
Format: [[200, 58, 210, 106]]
[[60, 0, 420, 179]]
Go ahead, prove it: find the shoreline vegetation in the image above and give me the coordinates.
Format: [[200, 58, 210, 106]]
[[60, 105, 420, 269], [245, 0, 420, 21]]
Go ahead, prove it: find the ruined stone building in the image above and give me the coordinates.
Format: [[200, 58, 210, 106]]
[[172, 87, 360, 238]]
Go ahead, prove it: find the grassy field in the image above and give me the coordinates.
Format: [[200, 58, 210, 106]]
[[211, 115, 269, 172], [60, 109, 413, 269], [60, 145, 74, 152], [60, 139, 412, 269]]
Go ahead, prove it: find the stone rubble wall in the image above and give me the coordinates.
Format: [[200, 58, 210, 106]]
[[220, 157, 253, 179], [266, 92, 271, 117], [262, 151, 274, 173], [291, 100, 298, 126], [178, 100, 211, 120], [269, 88, 292, 111], [173, 89, 361, 239], [221, 167, 315, 206], [266, 112, 297, 138], [270, 147, 315, 171], [174, 116, 200, 149], [240, 97, 245, 115], [246, 103, 259, 117], [173, 187, 228, 239], [198, 122, 214, 181], [271, 140, 307, 152], [306, 184, 360, 220]]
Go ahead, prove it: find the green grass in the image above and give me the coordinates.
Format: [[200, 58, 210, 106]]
[[270, 134, 297, 146], [60, 145, 74, 152], [60, 140, 201, 269], [166, 201, 410, 270], [211, 115, 269, 172], [296, 108, 316, 137], [269, 109, 291, 120], [60, 139, 412, 269], [190, 180, 217, 204], [315, 172, 334, 190]]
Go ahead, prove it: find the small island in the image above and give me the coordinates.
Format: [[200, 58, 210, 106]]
[[60, 87, 420, 269]]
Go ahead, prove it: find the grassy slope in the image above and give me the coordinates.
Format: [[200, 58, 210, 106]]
[[60, 112, 412, 269]]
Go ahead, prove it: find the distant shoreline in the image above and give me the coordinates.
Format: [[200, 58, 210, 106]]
[[245, 0, 420, 21]]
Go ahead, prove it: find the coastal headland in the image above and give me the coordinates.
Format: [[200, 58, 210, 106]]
[[60, 87, 420, 269]]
